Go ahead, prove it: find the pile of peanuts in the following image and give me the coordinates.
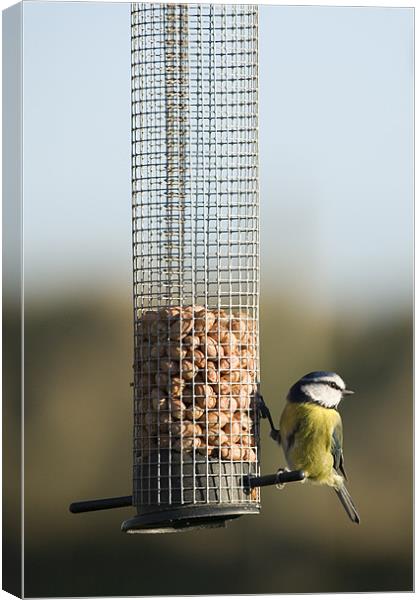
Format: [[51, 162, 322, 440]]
[[135, 305, 258, 461]]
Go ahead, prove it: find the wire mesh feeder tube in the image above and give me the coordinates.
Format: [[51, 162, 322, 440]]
[[123, 3, 260, 533]]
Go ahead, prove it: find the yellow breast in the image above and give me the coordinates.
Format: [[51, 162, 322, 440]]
[[279, 401, 341, 484]]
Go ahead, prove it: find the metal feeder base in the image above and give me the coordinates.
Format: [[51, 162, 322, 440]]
[[124, 450, 260, 533], [121, 503, 259, 534]]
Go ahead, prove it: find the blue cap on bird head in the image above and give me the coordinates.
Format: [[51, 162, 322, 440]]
[[288, 371, 354, 408]]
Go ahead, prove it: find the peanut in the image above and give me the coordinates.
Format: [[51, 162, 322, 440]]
[[236, 394, 251, 410], [194, 383, 216, 402], [208, 319, 229, 342], [170, 421, 202, 437], [233, 411, 253, 431], [218, 358, 230, 371], [186, 348, 206, 368], [207, 432, 229, 446], [170, 317, 193, 340], [185, 404, 205, 421], [169, 398, 186, 419], [160, 306, 181, 319], [197, 444, 215, 457], [231, 317, 247, 342], [204, 363, 219, 384], [239, 433, 256, 447], [218, 396, 238, 411], [160, 358, 178, 372], [181, 359, 198, 380], [172, 437, 201, 451], [217, 382, 232, 396], [220, 445, 243, 461], [167, 377, 185, 397], [196, 392, 217, 410], [183, 383, 216, 409], [151, 390, 167, 411], [200, 336, 224, 360], [205, 410, 229, 429], [221, 331, 238, 355], [243, 448, 257, 462], [167, 345, 187, 360], [183, 335, 201, 349], [158, 411, 171, 430], [220, 369, 241, 383], [223, 420, 241, 443], [220, 355, 240, 371], [194, 309, 216, 333], [192, 305, 206, 313]]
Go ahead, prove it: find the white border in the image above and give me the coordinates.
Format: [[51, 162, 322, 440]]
[[0, 2, 414, 600]]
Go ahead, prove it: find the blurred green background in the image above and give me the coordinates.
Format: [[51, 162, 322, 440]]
[[17, 292, 411, 596], [12, 2, 413, 597]]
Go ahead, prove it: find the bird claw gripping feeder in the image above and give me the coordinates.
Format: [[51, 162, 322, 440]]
[[69, 3, 303, 533]]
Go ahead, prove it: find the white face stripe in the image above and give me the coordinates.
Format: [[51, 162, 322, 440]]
[[301, 381, 343, 408]]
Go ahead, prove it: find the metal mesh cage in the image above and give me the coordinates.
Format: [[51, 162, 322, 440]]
[[124, 2, 259, 533]]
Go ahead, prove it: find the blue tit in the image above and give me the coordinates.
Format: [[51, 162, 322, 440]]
[[279, 371, 360, 524]]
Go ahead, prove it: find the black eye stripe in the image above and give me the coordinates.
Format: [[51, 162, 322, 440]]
[[326, 381, 342, 391], [301, 379, 344, 391]]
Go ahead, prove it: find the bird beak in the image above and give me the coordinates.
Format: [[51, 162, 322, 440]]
[[342, 389, 354, 395]]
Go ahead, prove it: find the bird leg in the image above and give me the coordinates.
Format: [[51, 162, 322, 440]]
[[270, 428, 281, 445], [275, 467, 290, 490], [257, 392, 281, 443], [243, 469, 306, 492]]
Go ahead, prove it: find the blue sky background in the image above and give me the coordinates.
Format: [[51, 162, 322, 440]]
[[23, 2, 413, 317]]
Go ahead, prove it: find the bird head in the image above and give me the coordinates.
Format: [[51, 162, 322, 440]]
[[287, 371, 354, 408]]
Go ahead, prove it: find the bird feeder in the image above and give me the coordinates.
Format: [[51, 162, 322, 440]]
[[126, 2, 260, 532], [71, 2, 264, 533]]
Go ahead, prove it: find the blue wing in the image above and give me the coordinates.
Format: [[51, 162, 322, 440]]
[[331, 420, 347, 480]]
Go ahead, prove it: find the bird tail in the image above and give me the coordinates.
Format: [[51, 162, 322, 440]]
[[334, 483, 360, 524]]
